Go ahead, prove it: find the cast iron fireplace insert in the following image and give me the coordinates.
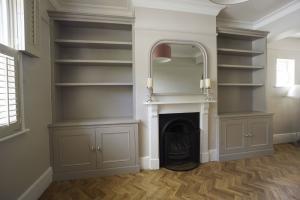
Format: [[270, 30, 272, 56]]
[[159, 112, 200, 171]]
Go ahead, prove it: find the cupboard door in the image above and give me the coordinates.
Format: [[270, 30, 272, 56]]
[[247, 117, 272, 149], [220, 119, 247, 154], [53, 128, 96, 172], [96, 126, 136, 169]]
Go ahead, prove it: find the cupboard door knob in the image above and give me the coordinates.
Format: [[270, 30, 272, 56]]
[[97, 146, 102, 152], [90, 146, 96, 151], [244, 134, 249, 137]]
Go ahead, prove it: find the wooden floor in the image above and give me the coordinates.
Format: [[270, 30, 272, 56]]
[[40, 144, 300, 200]]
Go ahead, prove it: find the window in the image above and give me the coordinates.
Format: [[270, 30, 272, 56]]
[[0, 0, 25, 49], [0, 0, 23, 139], [0, 44, 20, 138], [276, 58, 295, 87]]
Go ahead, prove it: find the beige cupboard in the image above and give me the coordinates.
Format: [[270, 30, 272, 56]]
[[219, 114, 273, 160], [51, 123, 139, 180]]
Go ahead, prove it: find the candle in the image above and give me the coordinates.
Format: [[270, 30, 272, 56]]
[[200, 79, 204, 89], [205, 78, 211, 89], [147, 78, 153, 88]]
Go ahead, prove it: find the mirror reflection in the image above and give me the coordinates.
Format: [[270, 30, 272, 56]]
[[152, 43, 205, 94]]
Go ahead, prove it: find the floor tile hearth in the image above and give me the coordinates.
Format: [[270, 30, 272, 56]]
[[40, 144, 300, 200]]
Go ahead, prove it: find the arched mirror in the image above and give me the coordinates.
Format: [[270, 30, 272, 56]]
[[149, 40, 208, 95]]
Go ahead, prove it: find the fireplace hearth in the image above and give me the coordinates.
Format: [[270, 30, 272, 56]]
[[159, 113, 200, 171]]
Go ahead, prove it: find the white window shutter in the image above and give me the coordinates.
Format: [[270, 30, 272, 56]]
[[0, 44, 20, 138]]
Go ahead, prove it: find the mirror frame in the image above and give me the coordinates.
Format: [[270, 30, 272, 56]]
[[149, 40, 208, 95]]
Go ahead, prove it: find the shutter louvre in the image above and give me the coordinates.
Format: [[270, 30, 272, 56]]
[[0, 52, 18, 127]]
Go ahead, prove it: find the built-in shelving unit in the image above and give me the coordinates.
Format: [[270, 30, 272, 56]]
[[217, 27, 269, 114], [217, 27, 273, 161], [48, 11, 140, 181], [50, 12, 135, 124]]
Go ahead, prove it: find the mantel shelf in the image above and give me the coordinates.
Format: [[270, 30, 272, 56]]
[[55, 59, 132, 66], [218, 64, 263, 70], [56, 82, 133, 86], [218, 48, 264, 56], [218, 83, 264, 87], [144, 100, 216, 105], [55, 39, 132, 49]]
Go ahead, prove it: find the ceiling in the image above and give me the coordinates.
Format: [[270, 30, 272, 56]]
[[217, 0, 295, 23]]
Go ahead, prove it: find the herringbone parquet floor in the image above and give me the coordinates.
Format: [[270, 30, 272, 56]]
[[40, 144, 300, 200]]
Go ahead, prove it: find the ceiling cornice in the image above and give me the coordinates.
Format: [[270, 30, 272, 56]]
[[218, 0, 300, 29], [132, 0, 225, 16], [47, 0, 133, 17], [217, 18, 253, 29], [254, 0, 300, 29]]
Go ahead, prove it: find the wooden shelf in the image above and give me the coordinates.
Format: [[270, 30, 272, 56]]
[[55, 82, 133, 86], [218, 111, 273, 118], [218, 48, 264, 56], [55, 59, 132, 66], [49, 117, 139, 128], [218, 83, 264, 87], [55, 39, 132, 49], [218, 64, 263, 70]]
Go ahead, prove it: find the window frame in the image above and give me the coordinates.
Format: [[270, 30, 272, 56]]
[[0, 43, 21, 138], [275, 58, 295, 88], [0, 0, 25, 50]]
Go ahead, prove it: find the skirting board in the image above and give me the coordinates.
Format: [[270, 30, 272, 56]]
[[140, 149, 218, 170], [209, 149, 218, 161], [18, 167, 53, 200], [273, 132, 300, 144]]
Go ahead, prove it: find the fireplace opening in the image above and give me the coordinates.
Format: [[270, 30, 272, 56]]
[[159, 113, 200, 171]]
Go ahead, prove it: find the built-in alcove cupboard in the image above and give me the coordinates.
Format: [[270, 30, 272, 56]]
[[48, 11, 139, 180], [217, 27, 274, 161]]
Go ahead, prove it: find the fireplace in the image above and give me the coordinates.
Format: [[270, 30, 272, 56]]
[[159, 112, 200, 171]]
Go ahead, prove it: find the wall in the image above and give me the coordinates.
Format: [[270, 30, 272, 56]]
[[267, 38, 300, 135], [134, 7, 218, 160], [0, 1, 53, 199]]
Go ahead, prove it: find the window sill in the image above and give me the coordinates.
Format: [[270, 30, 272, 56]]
[[0, 129, 30, 142]]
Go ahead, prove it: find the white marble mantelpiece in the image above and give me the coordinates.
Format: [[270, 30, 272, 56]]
[[144, 100, 215, 170]]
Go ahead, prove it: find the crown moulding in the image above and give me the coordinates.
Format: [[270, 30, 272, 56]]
[[49, 0, 133, 17], [49, 0, 225, 17], [132, 0, 225, 16]]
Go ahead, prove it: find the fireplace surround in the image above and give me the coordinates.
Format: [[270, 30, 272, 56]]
[[159, 113, 200, 171], [144, 100, 214, 170]]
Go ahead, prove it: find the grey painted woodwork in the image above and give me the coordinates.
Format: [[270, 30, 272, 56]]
[[247, 117, 272, 150], [49, 11, 135, 123], [51, 123, 139, 180], [217, 27, 269, 114], [217, 27, 273, 160], [219, 114, 273, 160], [52, 128, 97, 172], [96, 126, 136, 169], [220, 118, 247, 154], [48, 12, 139, 180]]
